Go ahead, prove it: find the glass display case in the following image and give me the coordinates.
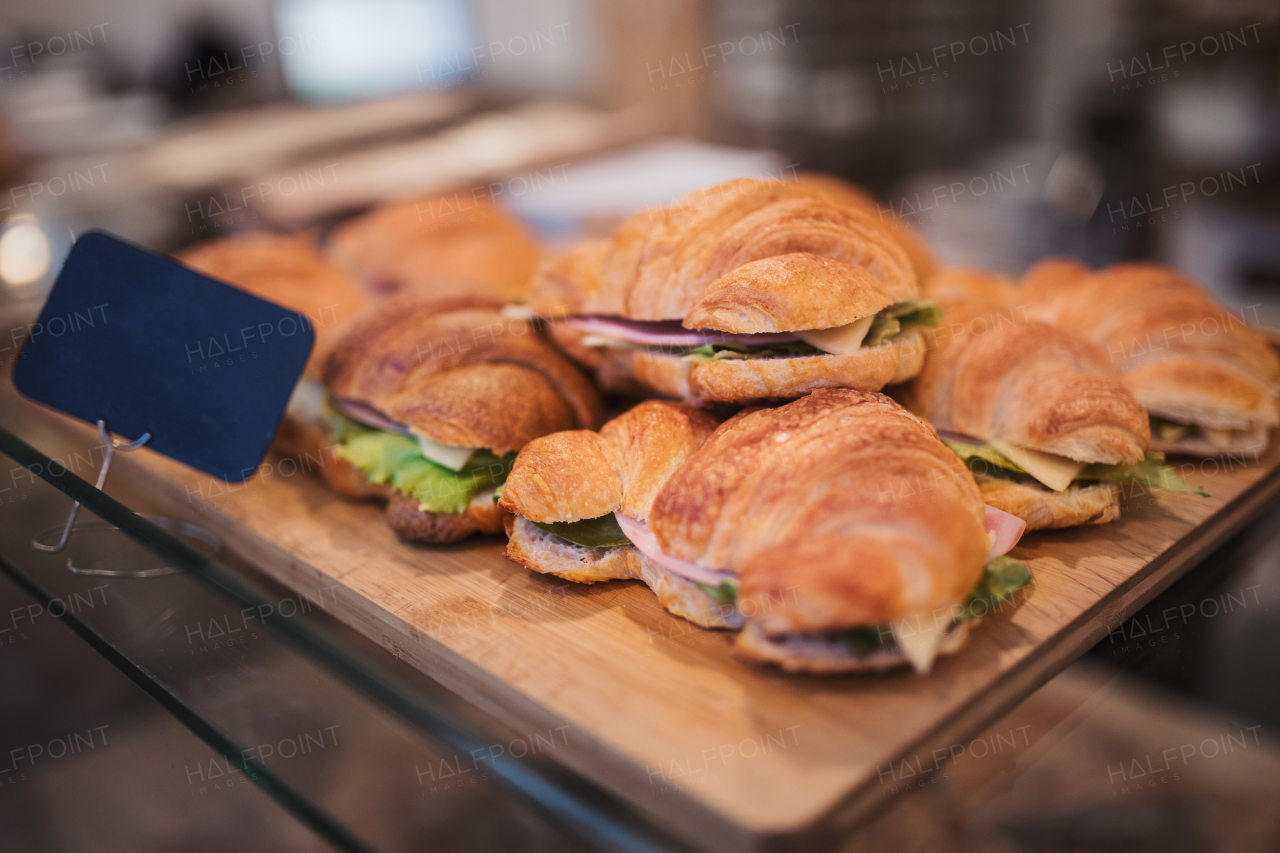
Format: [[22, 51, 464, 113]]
[[3, 363, 1279, 852]]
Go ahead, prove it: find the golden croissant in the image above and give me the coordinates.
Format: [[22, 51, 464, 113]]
[[279, 293, 601, 543], [531, 175, 939, 404], [327, 194, 541, 303], [1022, 259, 1279, 457], [500, 390, 1032, 675], [898, 267, 1166, 530]]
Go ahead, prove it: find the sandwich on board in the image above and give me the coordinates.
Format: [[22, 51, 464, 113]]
[[898, 267, 1206, 530], [499, 389, 1031, 675], [531, 176, 941, 404], [1022, 259, 1280, 457], [281, 293, 602, 543]]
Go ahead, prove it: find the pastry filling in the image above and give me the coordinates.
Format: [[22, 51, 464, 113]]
[[531, 515, 632, 548], [523, 509, 1030, 671], [941, 434, 1208, 496], [762, 555, 1033, 671], [1150, 416, 1265, 451], [565, 300, 940, 361], [328, 405, 514, 513]]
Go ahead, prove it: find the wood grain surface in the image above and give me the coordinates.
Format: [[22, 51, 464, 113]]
[[14, 397, 1280, 853]]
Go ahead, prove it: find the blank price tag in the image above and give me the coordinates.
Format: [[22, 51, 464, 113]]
[[13, 231, 313, 482]]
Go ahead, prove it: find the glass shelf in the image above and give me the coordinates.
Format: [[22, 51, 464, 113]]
[[0, 410, 695, 853], [3, 379, 1279, 852]]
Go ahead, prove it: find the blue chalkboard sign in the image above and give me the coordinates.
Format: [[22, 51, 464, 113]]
[[13, 231, 313, 481]]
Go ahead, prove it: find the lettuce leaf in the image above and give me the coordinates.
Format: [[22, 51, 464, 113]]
[[863, 299, 944, 347], [682, 340, 821, 362], [963, 556, 1033, 617], [694, 579, 740, 606], [942, 439, 1028, 476], [847, 626, 889, 658], [680, 299, 941, 362], [334, 431, 514, 513], [335, 432, 422, 484], [533, 515, 632, 548], [944, 440, 1208, 496], [845, 556, 1032, 656], [1078, 453, 1209, 496], [394, 450, 513, 513], [1150, 416, 1193, 444]]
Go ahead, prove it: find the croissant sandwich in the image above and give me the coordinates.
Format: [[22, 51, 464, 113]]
[[327, 194, 541, 302], [531, 176, 941, 404], [897, 268, 1205, 531], [499, 390, 1033, 675], [1022, 259, 1280, 457], [177, 231, 369, 376], [278, 293, 602, 543]]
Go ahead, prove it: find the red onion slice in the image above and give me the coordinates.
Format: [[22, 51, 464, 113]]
[[566, 316, 800, 348], [937, 429, 984, 445], [983, 504, 1026, 561], [614, 513, 736, 586], [335, 398, 411, 434]]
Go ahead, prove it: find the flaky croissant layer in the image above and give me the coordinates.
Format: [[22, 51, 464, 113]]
[[1021, 259, 1280, 437], [501, 390, 989, 633]]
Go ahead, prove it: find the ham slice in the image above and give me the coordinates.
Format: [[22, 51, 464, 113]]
[[566, 316, 800, 348], [336, 398, 410, 434], [983, 504, 1026, 561], [614, 514, 736, 587]]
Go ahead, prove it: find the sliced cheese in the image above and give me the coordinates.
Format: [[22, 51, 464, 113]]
[[891, 614, 948, 675], [987, 438, 1083, 492], [414, 434, 477, 472], [796, 315, 875, 356]]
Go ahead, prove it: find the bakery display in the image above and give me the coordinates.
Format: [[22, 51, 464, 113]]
[[177, 231, 370, 374], [1022, 259, 1280, 457], [899, 267, 1205, 530], [500, 390, 1031, 675], [326, 194, 541, 302], [176, 175, 1263, 680], [281, 293, 602, 543], [530, 176, 940, 405]]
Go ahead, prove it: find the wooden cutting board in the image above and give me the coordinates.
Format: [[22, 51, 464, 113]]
[[17, 398, 1280, 853]]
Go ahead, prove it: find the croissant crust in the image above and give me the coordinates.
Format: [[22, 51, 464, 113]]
[[323, 295, 602, 448], [502, 391, 988, 634], [532, 177, 920, 331], [900, 285, 1150, 465], [1021, 260, 1280, 432]]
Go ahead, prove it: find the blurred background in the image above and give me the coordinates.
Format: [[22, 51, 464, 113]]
[[2, 0, 1280, 850], [0, 0, 1278, 316]]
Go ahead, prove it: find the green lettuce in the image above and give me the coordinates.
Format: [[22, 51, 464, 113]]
[[942, 439, 1027, 476], [682, 341, 821, 362], [1078, 453, 1209, 496], [943, 439, 1208, 496], [963, 556, 1033, 616], [533, 515, 632, 548], [334, 431, 514, 513], [845, 556, 1033, 658], [847, 626, 889, 658], [863, 299, 944, 347], [681, 299, 942, 362], [1150, 416, 1193, 444], [694, 579, 740, 606]]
